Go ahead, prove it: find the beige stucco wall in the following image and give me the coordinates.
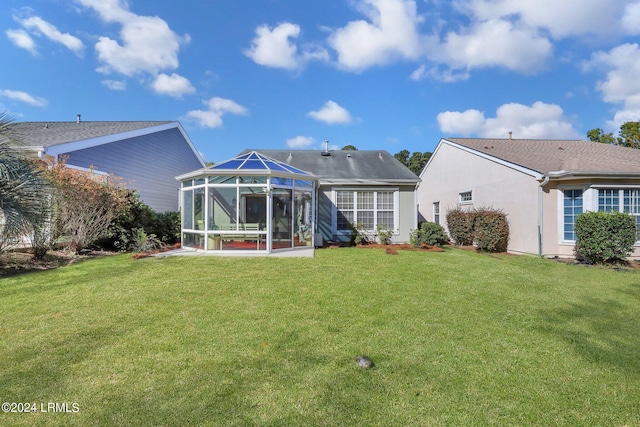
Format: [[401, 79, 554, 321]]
[[417, 142, 541, 255]]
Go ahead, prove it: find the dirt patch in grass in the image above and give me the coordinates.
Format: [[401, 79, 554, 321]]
[[0, 249, 116, 278]]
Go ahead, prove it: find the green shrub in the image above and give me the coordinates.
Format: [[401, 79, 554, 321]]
[[375, 225, 393, 245], [350, 223, 371, 246], [130, 228, 163, 253], [473, 208, 509, 252], [446, 207, 475, 245], [410, 222, 448, 247], [98, 190, 180, 251], [574, 211, 636, 264]]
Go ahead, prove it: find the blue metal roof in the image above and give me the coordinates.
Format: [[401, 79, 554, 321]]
[[210, 151, 314, 177]]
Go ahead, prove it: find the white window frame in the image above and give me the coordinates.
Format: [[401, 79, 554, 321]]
[[558, 186, 586, 244], [332, 188, 399, 235], [433, 201, 440, 225], [459, 190, 473, 205], [558, 185, 640, 245], [593, 186, 640, 243]]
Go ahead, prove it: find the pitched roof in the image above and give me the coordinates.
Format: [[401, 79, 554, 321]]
[[446, 138, 640, 176], [8, 121, 173, 148], [244, 149, 420, 184], [210, 151, 314, 177]]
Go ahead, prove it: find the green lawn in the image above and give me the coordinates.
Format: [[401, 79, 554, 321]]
[[1, 248, 640, 426]]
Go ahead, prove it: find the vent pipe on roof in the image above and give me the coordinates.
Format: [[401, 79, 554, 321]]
[[321, 140, 331, 156], [508, 131, 512, 140], [77, 114, 81, 123]]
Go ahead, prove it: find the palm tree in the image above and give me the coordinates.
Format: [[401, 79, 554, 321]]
[[0, 112, 49, 251]]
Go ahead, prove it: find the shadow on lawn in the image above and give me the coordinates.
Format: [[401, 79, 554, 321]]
[[0, 325, 121, 401], [538, 283, 640, 373]]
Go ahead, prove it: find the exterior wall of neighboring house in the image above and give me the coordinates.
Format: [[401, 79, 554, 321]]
[[417, 141, 542, 255], [50, 127, 203, 212], [419, 140, 640, 259], [317, 184, 417, 244]]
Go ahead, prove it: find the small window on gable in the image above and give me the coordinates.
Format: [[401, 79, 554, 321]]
[[459, 191, 473, 204]]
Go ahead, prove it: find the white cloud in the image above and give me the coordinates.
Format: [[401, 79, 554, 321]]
[[0, 89, 47, 107], [438, 19, 552, 73], [622, 2, 640, 35], [245, 23, 300, 70], [286, 136, 316, 148], [5, 29, 37, 54], [186, 97, 248, 128], [101, 79, 126, 90], [17, 16, 84, 56], [245, 22, 328, 70], [151, 73, 195, 98], [586, 43, 640, 129], [460, 0, 629, 38], [328, 0, 429, 72], [76, 0, 189, 76], [437, 101, 580, 139], [308, 100, 353, 125], [437, 109, 486, 135]]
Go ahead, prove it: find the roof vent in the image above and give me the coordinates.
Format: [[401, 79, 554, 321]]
[[321, 140, 331, 156], [76, 114, 81, 123]]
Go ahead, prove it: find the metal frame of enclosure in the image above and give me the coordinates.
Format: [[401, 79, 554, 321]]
[[177, 151, 316, 255]]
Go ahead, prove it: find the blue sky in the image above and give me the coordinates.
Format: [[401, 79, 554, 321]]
[[1, 0, 640, 163]]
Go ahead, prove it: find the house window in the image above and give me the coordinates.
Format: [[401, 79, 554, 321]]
[[459, 191, 473, 204], [624, 190, 640, 240], [433, 202, 440, 225], [598, 189, 619, 212], [597, 189, 640, 240], [563, 189, 583, 241], [335, 190, 396, 232]]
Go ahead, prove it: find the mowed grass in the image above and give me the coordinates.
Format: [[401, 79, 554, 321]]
[[1, 248, 640, 426]]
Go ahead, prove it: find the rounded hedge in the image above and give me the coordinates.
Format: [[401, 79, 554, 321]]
[[574, 211, 637, 264]]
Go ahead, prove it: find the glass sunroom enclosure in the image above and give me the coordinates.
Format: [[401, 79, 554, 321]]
[[177, 151, 316, 254]]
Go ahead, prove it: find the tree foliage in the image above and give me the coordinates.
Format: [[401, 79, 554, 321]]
[[393, 150, 432, 175], [0, 112, 50, 252], [587, 121, 640, 149], [46, 160, 130, 254], [341, 145, 358, 150]]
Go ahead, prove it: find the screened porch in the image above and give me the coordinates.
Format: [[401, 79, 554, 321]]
[[176, 151, 316, 255]]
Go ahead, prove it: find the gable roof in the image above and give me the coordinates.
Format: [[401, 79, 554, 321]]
[[9, 121, 173, 148], [445, 138, 640, 177], [6, 120, 205, 167], [244, 149, 420, 184]]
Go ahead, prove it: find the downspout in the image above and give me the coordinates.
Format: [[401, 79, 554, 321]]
[[314, 180, 320, 247], [538, 175, 550, 257]]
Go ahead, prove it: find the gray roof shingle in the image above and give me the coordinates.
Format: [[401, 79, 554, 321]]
[[244, 149, 420, 183], [8, 121, 173, 148], [446, 138, 640, 175]]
